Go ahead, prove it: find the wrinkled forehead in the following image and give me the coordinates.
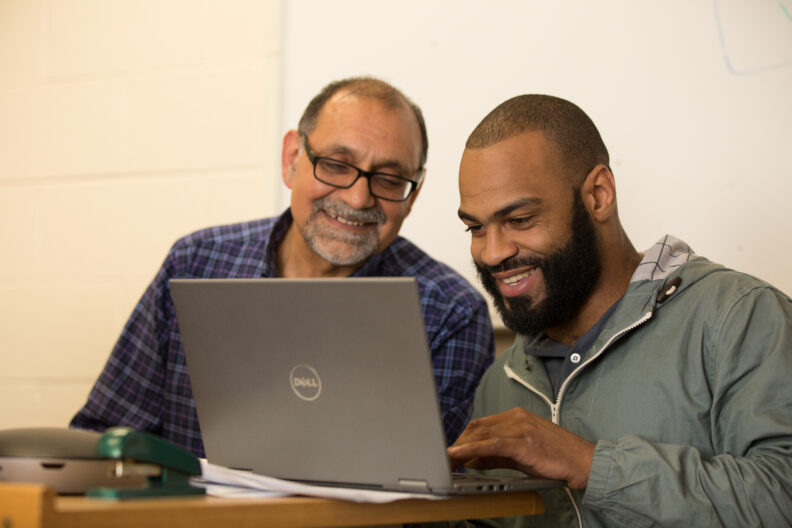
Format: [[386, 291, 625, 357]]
[[313, 93, 424, 169]]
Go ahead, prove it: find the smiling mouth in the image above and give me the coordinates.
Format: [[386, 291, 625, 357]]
[[325, 210, 370, 227], [500, 268, 536, 286]]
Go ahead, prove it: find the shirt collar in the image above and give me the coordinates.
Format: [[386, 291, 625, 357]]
[[261, 209, 294, 277], [523, 297, 623, 359]]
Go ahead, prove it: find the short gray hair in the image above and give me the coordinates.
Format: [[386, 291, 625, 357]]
[[298, 76, 428, 169]]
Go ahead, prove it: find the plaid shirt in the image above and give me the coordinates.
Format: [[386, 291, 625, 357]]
[[71, 210, 494, 455]]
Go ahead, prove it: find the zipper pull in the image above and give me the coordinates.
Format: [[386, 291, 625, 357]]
[[656, 276, 681, 303]]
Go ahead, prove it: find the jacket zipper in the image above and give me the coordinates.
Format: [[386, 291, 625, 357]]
[[502, 310, 653, 423], [554, 310, 654, 411], [502, 309, 654, 528]]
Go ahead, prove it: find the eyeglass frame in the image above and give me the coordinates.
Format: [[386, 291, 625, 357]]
[[300, 133, 424, 202]]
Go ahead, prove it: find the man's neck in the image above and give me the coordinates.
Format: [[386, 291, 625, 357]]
[[546, 240, 642, 346], [276, 226, 360, 278]]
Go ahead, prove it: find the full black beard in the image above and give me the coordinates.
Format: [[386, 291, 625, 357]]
[[476, 193, 601, 336]]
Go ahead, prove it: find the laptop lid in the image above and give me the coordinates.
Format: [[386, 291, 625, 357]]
[[171, 277, 458, 493], [171, 277, 562, 495]]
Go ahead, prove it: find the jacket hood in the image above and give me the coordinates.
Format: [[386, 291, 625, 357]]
[[507, 234, 725, 391], [628, 235, 739, 316]]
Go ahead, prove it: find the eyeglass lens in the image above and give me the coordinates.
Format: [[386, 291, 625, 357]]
[[314, 158, 412, 201]]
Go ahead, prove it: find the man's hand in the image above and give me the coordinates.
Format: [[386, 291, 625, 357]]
[[448, 407, 595, 490]]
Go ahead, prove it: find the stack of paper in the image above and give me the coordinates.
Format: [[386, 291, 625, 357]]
[[193, 460, 444, 503]]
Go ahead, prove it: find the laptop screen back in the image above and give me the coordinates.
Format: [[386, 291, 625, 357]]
[[170, 277, 455, 492]]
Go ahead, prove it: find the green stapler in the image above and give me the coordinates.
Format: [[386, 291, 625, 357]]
[[0, 426, 205, 499]]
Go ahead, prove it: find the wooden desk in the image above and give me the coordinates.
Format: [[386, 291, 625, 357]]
[[0, 483, 542, 528]]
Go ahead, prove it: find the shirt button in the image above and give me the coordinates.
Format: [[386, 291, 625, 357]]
[[570, 353, 581, 364]]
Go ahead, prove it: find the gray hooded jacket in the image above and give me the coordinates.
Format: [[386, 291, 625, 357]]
[[439, 235, 792, 528]]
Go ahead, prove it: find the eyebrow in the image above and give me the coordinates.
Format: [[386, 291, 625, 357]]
[[458, 197, 542, 223]]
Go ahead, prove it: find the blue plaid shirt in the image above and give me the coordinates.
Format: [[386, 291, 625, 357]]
[[71, 210, 494, 455]]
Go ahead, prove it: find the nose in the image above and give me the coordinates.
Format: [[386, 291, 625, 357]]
[[337, 174, 376, 210], [478, 227, 518, 268]]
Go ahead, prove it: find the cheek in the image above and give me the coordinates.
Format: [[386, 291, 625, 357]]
[[378, 203, 410, 235], [541, 221, 574, 254], [289, 182, 322, 229], [510, 220, 562, 254], [292, 172, 331, 206]]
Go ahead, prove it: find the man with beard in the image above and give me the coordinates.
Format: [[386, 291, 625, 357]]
[[70, 77, 494, 455], [439, 94, 792, 527]]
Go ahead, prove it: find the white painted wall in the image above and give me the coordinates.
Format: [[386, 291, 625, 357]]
[[281, 0, 792, 314], [0, 0, 283, 428], [3, 0, 790, 429]]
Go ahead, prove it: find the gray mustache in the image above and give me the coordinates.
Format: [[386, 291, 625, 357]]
[[314, 196, 386, 225]]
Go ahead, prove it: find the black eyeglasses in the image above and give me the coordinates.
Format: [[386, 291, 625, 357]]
[[301, 134, 423, 202]]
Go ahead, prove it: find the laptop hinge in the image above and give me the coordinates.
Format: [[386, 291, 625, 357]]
[[398, 478, 430, 492]]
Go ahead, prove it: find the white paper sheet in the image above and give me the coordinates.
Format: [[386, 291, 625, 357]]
[[193, 459, 445, 503]]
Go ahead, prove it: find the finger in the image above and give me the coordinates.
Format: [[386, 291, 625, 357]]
[[448, 452, 469, 470], [447, 442, 483, 469], [463, 456, 520, 471], [448, 437, 514, 462], [452, 413, 519, 446]]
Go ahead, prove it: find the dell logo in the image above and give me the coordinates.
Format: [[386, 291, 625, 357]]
[[290, 365, 322, 401]]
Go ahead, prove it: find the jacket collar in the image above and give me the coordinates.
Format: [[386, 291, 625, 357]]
[[631, 235, 696, 283], [505, 235, 701, 396]]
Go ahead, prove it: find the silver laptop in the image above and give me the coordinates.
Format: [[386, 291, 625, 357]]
[[170, 277, 562, 495]]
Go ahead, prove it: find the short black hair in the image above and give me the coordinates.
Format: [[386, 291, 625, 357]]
[[467, 94, 609, 183]]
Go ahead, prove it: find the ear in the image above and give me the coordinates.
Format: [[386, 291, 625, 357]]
[[281, 129, 301, 189], [581, 164, 616, 223]]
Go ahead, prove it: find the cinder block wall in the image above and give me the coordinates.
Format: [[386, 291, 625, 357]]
[[0, 0, 283, 428]]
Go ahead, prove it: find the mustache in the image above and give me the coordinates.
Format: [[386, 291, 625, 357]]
[[312, 196, 386, 225], [476, 256, 542, 276]]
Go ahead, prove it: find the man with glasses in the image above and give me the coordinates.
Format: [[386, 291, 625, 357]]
[[71, 77, 494, 456]]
